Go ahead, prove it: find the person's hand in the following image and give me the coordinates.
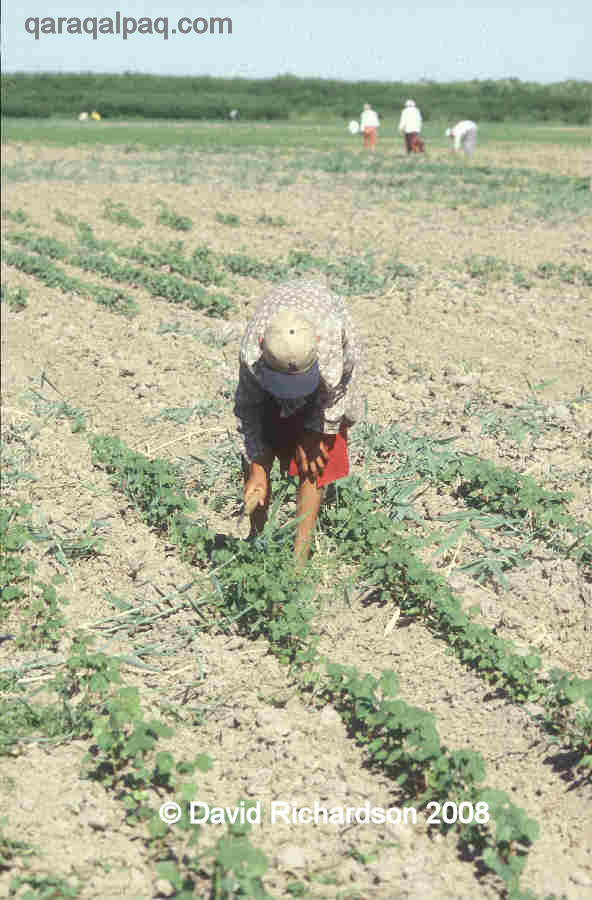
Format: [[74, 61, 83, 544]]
[[244, 458, 270, 511], [294, 431, 331, 482]]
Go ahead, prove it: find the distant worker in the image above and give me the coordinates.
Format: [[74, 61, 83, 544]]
[[398, 99, 424, 154], [360, 103, 380, 150], [229, 109, 240, 121], [446, 120, 478, 157]]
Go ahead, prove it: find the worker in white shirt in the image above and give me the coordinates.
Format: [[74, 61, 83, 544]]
[[360, 103, 380, 150], [446, 121, 478, 156], [398, 99, 424, 154]]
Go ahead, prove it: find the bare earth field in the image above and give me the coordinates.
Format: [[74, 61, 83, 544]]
[[1, 125, 591, 899]]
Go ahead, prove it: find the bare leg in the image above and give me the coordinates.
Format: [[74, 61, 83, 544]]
[[294, 478, 324, 562]]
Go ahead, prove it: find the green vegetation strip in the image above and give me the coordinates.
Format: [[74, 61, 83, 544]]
[[358, 422, 591, 572], [86, 432, 591, 899], [465, 254, 592, 290], [0, 505, 272, 898], [9, 211, 591, 312], [57, 207, 418, 297], [7, 213, 421, 300], [3, 72, 589, 124], [2, 247, 138, 317], [4, 229, 233, 317]]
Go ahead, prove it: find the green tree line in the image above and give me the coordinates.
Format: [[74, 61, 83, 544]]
[[2, 72, 590, 123]]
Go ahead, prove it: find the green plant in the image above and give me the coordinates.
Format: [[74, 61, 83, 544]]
[[103, 199, 143, 229], [0, 504, 66, 649], [256, 213, 287, 227], [4, 247, 138, 317], [27, 392, 87, 433], [0, 817, 35, 870], [215, 211, 241, 227], [210, 817, 271, 899], [322, 662, 540, 896], [0, 284, 28, 312], [86, 427, 592, 897], [1, 504, 34, 618], [157, 203, 193, 231], [2, 207, 29, 223], [9, 871, 81, 898]]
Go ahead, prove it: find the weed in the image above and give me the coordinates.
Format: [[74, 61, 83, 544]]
[[157, 203, 193, 231], [383, 256, 417, 281], [157, 320, 184, 335], [27, 392, 87, 433], [103, 199, 144, 229], [0, 503, 34, 624], [0, 507, 68, 651], [535, 260, 592, 287], [1, 207, 29, 223], [9, 871, 81, 898], [469, 382, 557, 447], [55, 208, 78, 227], [465, 254, 509, 290], [157, 406, 199, 425], [216, 212, 241, 227], [0, 817, 35, 869], [0, 284, 28, 312], [0, 419, 40, 485], [256, 213, 287, 227], [329, 253, 385, 296]]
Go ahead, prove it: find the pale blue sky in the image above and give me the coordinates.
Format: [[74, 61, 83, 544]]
[[2, 1, 591, 83]]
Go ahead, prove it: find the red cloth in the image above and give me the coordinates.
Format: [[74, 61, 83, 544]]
[[404, 132, 424, 153], [363, 126, 377, 148], [262, 400, 349, 488], [286, 425, 349, 487]]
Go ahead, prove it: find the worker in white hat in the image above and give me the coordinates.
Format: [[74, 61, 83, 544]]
[[234, 280, 362, 560], [360, 103, 380, 150], [398, 99, 424, 154], [446, 120, 478, 156]]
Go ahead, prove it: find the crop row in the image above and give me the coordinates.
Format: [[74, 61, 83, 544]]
[[3, 247, 138, 317], [4, 229, 234, 318], [63, 209, 592, 293], [0, 503, 273, 898], [357, 421, 591, 574], [88, 432, 591, 898], [88, 432, 592, 773], [465, 253, 592, 289], [6, 210, 420, 299]]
